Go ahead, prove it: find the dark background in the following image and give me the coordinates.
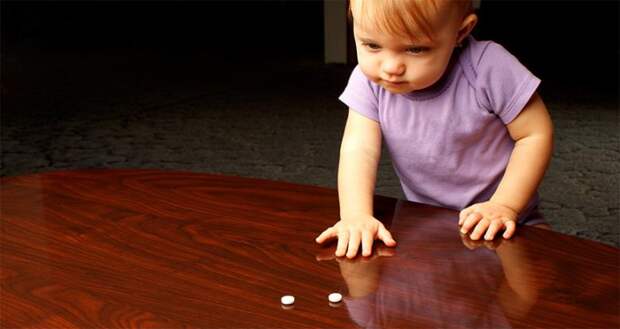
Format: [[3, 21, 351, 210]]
[[2, 1, 618, 91], [1, 1, 619, 246]]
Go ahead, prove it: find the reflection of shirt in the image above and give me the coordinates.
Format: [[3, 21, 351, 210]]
[[339, 36, 541, 222], [344, 201, 511, 329]]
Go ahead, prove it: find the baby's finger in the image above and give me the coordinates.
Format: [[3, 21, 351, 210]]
[[315, 227, 336, 244], [335, 231, 350, 257], [470, 218, 490, 240], [376, 246, 396, 257], [503, 220, 517, 239], [459, 208, 472, 226], [361, 230, 374, 257], [483, 239, 502, 250], [460, 212, 482, 234], [484, 221, 502, 241], [461, 236, 477, 250], [377, 224, 397, 247], [346, 230, 362, 259]]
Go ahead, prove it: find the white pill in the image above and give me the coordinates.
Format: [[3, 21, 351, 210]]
[[281, 295, 295, 306], [328, 292, 343, 303]]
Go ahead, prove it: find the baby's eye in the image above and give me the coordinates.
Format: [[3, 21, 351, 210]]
[[406, 46, 429, 54], [363, 43, 381, 50]]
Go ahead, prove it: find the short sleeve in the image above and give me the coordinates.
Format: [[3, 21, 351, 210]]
[[474, 43, 541, 124], [338, 65, 380, 122]]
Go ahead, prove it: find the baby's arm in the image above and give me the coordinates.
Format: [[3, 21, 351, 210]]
[[460, 93, 554, 240], [315, 109, 396, 257], [495, 239, 553, 320]]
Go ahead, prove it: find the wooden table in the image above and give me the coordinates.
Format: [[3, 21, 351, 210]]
[[1, 169, 618, 328]]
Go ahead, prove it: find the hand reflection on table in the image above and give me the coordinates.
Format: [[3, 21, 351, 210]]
[[316, 200, 554, 329]]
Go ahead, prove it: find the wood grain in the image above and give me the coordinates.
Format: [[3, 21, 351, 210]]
[[1, 169, 618, 328]]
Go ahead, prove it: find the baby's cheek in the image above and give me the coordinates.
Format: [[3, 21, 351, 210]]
[[358, 62, 380, 81], [409, 60, 447, 89], [408, 71, 439, 90]]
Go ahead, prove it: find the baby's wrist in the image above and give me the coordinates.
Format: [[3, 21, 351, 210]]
[[340, 211, 373, 221], [488, 198, 520, 215]]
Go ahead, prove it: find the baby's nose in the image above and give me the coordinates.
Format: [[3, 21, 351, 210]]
[[382, 58, 405, 76]]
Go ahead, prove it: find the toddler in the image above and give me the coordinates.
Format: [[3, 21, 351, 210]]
[[316, 0, 554, 258]]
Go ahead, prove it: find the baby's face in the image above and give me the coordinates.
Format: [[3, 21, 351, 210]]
[[353, 11, 465, 94]]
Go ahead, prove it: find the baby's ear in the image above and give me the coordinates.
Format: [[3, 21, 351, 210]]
[[457, 13, 478, 45]]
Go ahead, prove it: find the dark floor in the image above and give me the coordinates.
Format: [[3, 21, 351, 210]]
[[1, 47, 619, 247]]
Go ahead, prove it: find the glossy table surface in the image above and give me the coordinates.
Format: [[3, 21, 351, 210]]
[[1, 169, 618, 328]]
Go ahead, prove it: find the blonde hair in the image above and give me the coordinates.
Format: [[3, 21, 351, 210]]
[[349, 0, 473, 42]]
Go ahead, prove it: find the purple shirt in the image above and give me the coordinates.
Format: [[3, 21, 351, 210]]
[[339, 36, 542, 222]]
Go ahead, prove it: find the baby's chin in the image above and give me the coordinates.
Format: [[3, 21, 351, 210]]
[[380, 82, 416, 94], [380, 79, 439, 94], [369, 75, 431, 94]]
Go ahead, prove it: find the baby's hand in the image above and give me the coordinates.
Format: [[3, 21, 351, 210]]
[[315, 215, 397, 258], [459, 201, 518, 241], [315, 243, 396, 262], [460, 232, 503, 250]]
